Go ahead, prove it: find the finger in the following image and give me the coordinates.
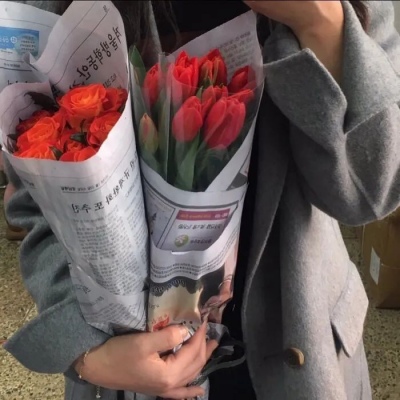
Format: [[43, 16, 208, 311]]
[[162, 385, 205, 400], [165, 323, 208, 384], [144, 325, 189, 354], [205, 339, 219, 360], [184, 338, 219, 385], [174, 323, 207, 366]]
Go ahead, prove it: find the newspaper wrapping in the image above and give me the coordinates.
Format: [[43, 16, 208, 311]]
[[0, 1, 149, 335], [130, 11, 264, 400]]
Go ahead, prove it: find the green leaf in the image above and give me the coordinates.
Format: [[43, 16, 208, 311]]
[[196, 87, 203, 100], [50, 146, 63, 160], [157, 98, 171, 181], [194, 148, 228, 191], [7, 132, 20, 142], [70, 133, 87, 145], [131, 69, 149, 140], [25, 92, 58, 112], [174, 135, 200, 191], [153, 88, 166, 121], [129, 46, 146, 86], [203, 77, 213, 89], [141, 148, 161, 174]]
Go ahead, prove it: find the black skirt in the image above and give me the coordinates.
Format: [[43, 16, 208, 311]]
[[209, 360, 256, 399]]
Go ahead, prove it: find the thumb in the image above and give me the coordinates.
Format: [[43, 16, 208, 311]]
[[145, 325, 189, 354]]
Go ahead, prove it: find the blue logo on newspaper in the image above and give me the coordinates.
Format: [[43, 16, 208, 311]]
[[0, 27, 39, 57]]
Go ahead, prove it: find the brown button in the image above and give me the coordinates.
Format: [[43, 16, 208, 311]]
[[284, 348, 305, 368]]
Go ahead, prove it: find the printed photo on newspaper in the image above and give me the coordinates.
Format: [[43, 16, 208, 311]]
[[0, 1, 59, 90]]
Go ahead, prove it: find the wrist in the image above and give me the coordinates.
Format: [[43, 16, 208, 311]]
[[73, 346, 102, 383], [290, 5, 344, 83]]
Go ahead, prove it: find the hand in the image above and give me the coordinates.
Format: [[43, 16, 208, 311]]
[[243, 1, 343, 38], [244, 1, 345, 81], [74, 323, 218, 399]]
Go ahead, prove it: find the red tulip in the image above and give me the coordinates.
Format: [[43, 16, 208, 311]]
[[170, 51, 199, 106], [199, 49, 227, 86], [203, 97, 246, 149], [201, 85, 228, 118], [230, 89, 255, 105], [143, 64, 161, 108], [228, 66, 257, 93], [172, 96, 203, 142]]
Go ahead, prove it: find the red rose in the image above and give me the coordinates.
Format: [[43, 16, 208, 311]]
[[171, 96, 203, 142], [201, 85, 228, 118], [52, 110, 67, 133], [16, 110, 53, 135], [17, 116, 61, 152], [199, 49, 227, 86], [14, 142, 60, 160], [87, 111, 121, 147], [170, 51, 199, 106], [203, 97, 246, 149], [59, 129, 86, 152], [143, 64, 161, 108], [60, 146, 97, 162], [228, 66, 257, 93], [103, 87, 128, 112], [58, 83, 107, 130]]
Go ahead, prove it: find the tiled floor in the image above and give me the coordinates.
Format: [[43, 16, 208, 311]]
[[341, 226, 400, 400], [1, 200, 400, 399]]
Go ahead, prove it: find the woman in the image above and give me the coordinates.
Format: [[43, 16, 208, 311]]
[[4, 1, 400, 399]]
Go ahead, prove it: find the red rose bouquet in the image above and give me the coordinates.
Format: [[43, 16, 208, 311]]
[[10, 84, 127, 162], [0, 1, 149, 336]]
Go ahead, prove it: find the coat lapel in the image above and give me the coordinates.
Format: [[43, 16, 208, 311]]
[[242, 94, 289, 308]]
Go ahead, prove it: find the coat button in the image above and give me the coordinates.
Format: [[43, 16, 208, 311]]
[[284, 348, 305, 368]]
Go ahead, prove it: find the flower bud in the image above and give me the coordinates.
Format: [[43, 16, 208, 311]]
[[139, 113, 159, 153]]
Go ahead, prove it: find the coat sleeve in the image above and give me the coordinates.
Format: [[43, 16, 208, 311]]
[[3, 162, 110, 377], [2, 0, 110, 377], [263, 1, 400, 226]]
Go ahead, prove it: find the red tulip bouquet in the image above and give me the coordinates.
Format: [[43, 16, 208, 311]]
[[133, 49, 259, 192], [0, 1, 149, 335], [130, 11, 264, 339]]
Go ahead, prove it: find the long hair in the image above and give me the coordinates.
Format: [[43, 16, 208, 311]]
[[349, 1, 370, 31], [31, 1, 369, 47]]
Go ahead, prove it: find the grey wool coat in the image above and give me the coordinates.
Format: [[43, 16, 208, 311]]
[[4, 1, 400, 399]]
